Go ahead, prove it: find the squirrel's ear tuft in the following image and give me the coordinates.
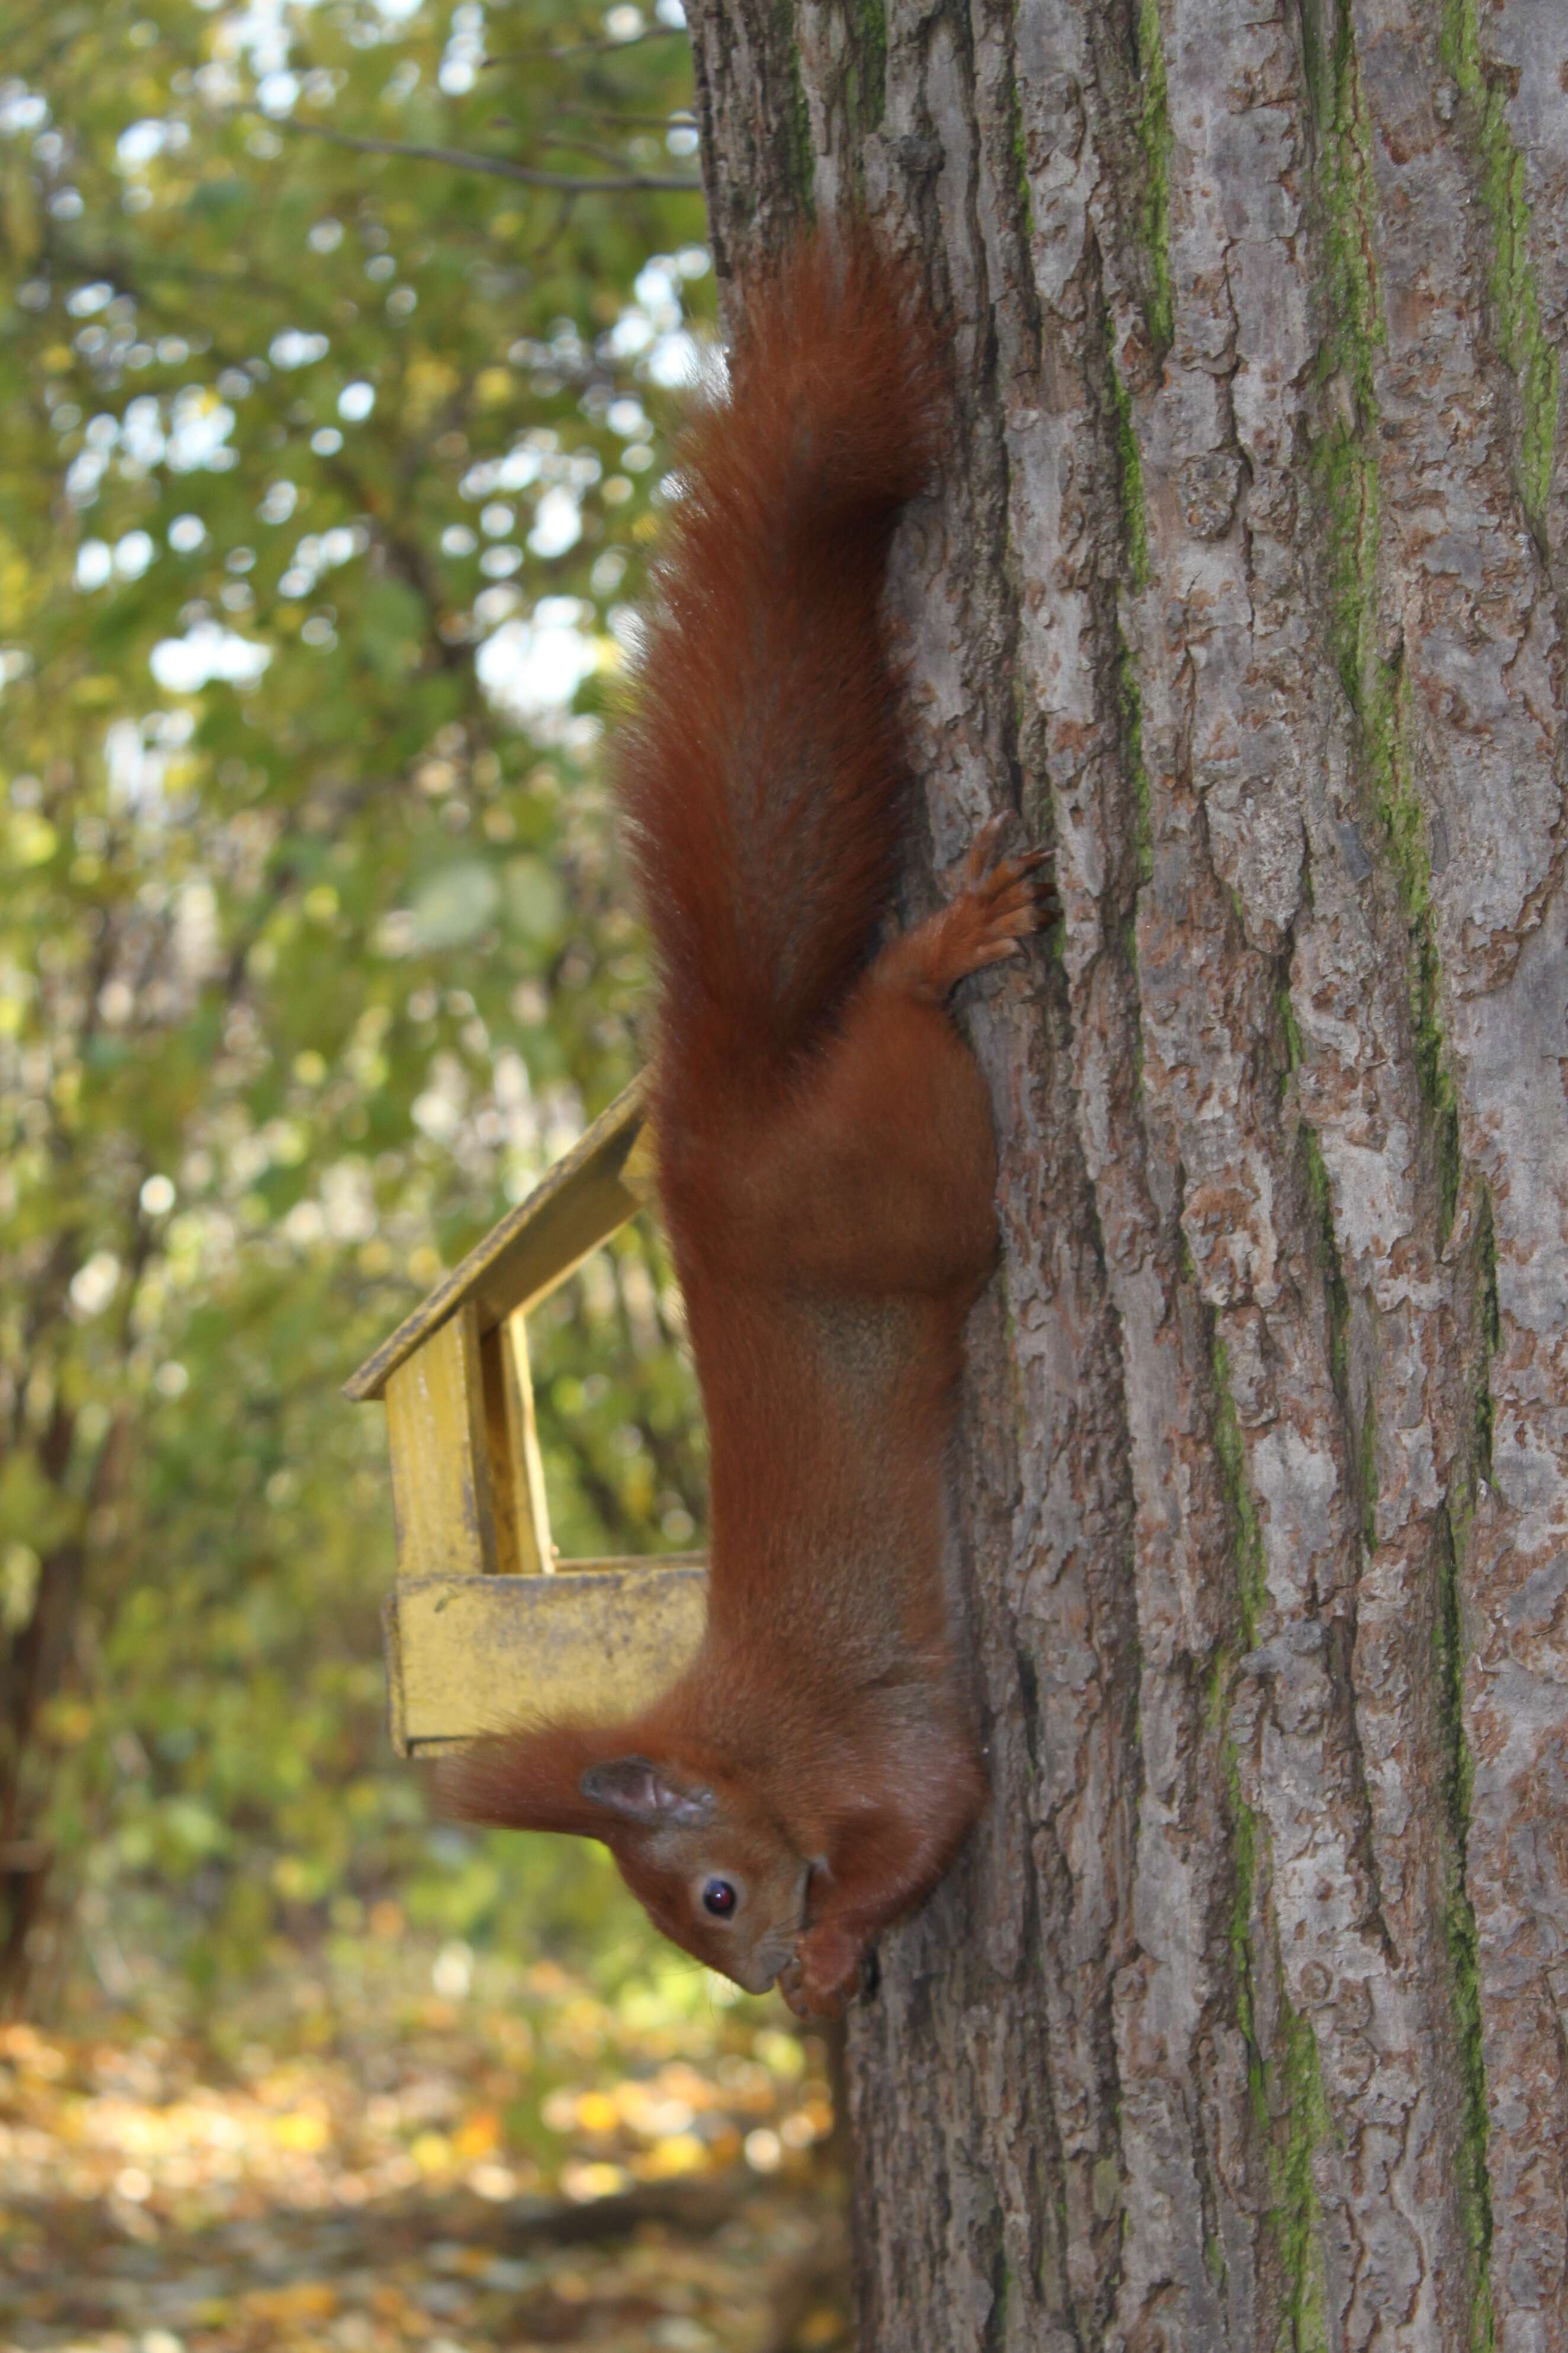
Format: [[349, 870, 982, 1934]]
[[581, 1756, 716, 1827]]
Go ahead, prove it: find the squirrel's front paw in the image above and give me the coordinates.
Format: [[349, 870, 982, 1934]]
[[780, 1923, 868, 2018], [777, 1955, 814, 2019]]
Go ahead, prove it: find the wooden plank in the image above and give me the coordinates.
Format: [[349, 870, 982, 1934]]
[[345, 1076, 650, 1403], [619, 1114, 660, 1205], [480, 1321, 524, 1581], [383, 1304, 496, 1581], [382, 1584, 409, 1756], [481, 1313, 553, 1577], [386, 1560, 709, 1753]]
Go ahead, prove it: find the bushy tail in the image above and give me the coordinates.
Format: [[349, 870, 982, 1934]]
[[615, 231, 943, 1107]]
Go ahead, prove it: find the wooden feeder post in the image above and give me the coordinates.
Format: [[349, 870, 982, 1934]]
[[345, 1077, 708, 1755]]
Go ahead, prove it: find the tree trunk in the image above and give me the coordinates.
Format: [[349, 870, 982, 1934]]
[[684, 0, 1568, 2343]]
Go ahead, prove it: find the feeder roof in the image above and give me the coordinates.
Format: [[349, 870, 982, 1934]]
[[344, 1073, 652, 1404]]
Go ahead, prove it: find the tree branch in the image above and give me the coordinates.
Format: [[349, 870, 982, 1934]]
[[483, 27, 690, 62], [540, 108, 698, 130], [232, 110, 701, 196]]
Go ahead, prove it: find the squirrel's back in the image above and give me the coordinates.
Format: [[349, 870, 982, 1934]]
[[439, 241, 1007, 2016], [615, 232, 942, 1114]]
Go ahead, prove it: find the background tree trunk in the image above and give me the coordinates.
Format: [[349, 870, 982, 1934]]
[[684, 0, 1568, 2343]]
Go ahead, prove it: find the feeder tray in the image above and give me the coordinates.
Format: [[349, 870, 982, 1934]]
[[345, 1075, 706, 1754]]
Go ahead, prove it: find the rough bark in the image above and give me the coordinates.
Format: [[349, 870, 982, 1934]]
[[684, 0, 1567, 2345]]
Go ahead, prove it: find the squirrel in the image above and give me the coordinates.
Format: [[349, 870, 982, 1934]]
[[438, 231, 1054, 2018]]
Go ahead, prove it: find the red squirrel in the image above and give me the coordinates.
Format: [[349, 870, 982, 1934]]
[[438, 232, 1053, 2017]]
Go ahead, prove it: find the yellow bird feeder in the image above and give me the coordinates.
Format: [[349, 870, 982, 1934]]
[[344, 1075, 707, 1755]]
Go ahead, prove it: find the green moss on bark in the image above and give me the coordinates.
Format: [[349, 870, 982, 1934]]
[[1221, 1737, 1268, 2127], [1441, 0, 1560, 545], [1357, 1385, 1380, 1553], [1011, 95, 1035, 238], [1449, 1191, 1499, 1567], [1116, 628, 1153, 888], [1434, 1508, 1496, 2352], [1307, 7, 1384, 724], [1219, 1736, 1336, 2342], [1212, 1349, 1334, 2342], [1278, 991, 1353, 1404], [1307, 7, 1462, 1240], [1473, 1191, 1499, 1481], [1108, 354, 1151, 591], [1428, 1187, 1500, 2349], [1133, 0, 1173, 356], [1278, 984, 1305, 1084], [985, 2245, 1014, 2348], [1274, 2005, 1332, 2353], [851, 0, 887, 132], [1369, 673, 1463, 1238], [1212, 1340, 1267, 1648], [1300, 1124, 1351, 1406], [780, 3, 815, 211]]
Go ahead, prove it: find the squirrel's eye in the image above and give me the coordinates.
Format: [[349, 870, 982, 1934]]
[[701, 1878, 737, 1918]]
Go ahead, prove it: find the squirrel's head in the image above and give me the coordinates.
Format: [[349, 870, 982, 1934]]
[[434, 1731, 811, 1996], [582, 1755, 812, 1993]]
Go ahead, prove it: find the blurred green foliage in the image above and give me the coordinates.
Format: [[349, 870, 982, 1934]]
[[0, 0, 714, 2008]]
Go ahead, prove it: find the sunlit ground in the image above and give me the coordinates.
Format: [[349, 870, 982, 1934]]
[[0, 1933, 849, 2353]]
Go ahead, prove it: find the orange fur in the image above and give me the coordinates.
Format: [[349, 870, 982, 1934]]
[[437, 232, 1054, 2016]]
